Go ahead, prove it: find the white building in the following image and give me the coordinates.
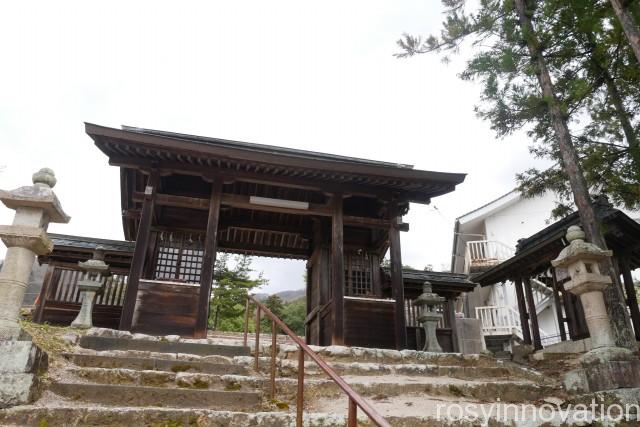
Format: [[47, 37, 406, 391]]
[[451, 191, 563, 351], [452, 190, 640, 353]]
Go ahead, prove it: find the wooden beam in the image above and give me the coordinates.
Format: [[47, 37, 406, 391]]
[[513, 278, 532, 345], [331, 194, 345, 345], [389, 204, 407, 350], [195, 181, 223, 338], [218, 242, 309, 259], [111, 156, 408, 202], [619, 256, 640, 341], [132, 192, 406, 230], [120, 174, 158, 331], [523, 277, 542, 350]]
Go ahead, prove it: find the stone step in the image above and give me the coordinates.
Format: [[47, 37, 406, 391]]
[[49, 382, 261, 410], [287, 375, 560, 403], [64, 353, 249, 375], [62, 365, 556, 403], [233, 356, 546, 384], [275, 344, 502, 367], [0, 403, 602, 426], [79, 335, 250, 357], [66, 366, 263, 391]]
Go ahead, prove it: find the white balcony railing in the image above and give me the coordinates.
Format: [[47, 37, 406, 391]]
[[464, 240, 515, 274], [476, 305, 563, 347], [475, 305, 523, 337]]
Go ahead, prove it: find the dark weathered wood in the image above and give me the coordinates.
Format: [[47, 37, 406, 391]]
[[371, 255, 382, 297], [33, 264, 55, 323], [513, 278, 532, 345], [133, 280, 199, 336], [446, 298, 459, 352], [133, 191, 406, 230], [557, 279, 577, 339], [331, 195, 345, 345], [120, 174, 157, 331], [195, 181, 223, 338], [344, 298, 395, 349], [523, 277, 542, 350], [619, 257, 640, 341], [550, 268, 567, 342], [389, 204, 407, 350]]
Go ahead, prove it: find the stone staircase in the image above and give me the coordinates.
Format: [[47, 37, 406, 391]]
[[0, 328, 606, 426]]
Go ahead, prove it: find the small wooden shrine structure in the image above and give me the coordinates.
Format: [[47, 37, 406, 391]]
[[473, 199, 640, 350], [36, 123, 468, 349]]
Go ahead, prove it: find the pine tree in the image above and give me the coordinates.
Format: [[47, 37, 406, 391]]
[[209, 254, 266, 331], [397, 0, 636, 349]]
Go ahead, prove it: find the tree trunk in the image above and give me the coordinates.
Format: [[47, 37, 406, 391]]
[[603, 74, 640, 178], [585, 32, 640, 178], [609, 0, 640, 64], [514, 0, 636, 350]]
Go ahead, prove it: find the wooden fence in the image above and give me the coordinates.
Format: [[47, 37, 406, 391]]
[[34, 265, 128, 329]]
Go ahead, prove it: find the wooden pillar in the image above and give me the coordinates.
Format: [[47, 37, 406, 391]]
[[550, 268, 567, 341], [371, 254, 382, 297], [33, 264, 56, 323], [523, 277, 543, 350], [142, 232, 158, 279], [119, 174, 158, 331], [557, 279, 578, 339], [194, 181, 222, 338], [331, 194, 345, 345], [305, 266, 312, 344], [620, 257, 640, 341], [389, 203, 407, 350], [513, 277, 532, 345], [446, 297, 459, 353]]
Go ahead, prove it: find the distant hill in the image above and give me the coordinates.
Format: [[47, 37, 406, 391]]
[[254, 289, 305, 302]]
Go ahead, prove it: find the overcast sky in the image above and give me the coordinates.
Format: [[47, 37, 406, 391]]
[[0, 1, 548, 293]]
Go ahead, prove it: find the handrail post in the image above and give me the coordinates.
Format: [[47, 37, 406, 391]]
[[255, 306, 261, 371], [348, 397, 357, 427], [296, 346, 304, 427], [243, 296, 250, 347], [270, 319, 277, 399]]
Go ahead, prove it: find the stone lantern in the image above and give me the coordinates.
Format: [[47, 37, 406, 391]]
[[414, 281, 445, 353], [551, 225, 640, 393], [0, 168, 69, 408], [0, 168, 70, 339], [71, 246, 110, 329]]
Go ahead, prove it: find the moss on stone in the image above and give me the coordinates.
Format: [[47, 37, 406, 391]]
[[171, 364, 193, 373]]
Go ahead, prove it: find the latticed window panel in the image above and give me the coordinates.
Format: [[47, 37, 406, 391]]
[[344, 251, 373, 296], [153, 232, 204, 284]]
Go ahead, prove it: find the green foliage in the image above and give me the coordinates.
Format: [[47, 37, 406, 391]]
[[208, 254, 266, 331], [281, 298, 306, 336], [397, 0, 640, 216], [261, 294, 285, 333]]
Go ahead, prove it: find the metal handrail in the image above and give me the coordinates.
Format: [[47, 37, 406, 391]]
[[243, 294, 391, 427]]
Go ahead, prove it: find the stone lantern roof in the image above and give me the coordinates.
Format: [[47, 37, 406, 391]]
[[551, 225, 612, 269], [0, 168, 70, 224]]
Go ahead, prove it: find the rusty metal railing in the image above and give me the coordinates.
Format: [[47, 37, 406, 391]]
[[243, 294, 391, 427]]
